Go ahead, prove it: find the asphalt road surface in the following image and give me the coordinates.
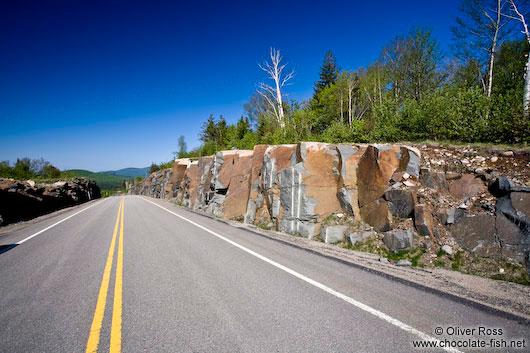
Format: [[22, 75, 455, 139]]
[[0, 196, 528, 353]]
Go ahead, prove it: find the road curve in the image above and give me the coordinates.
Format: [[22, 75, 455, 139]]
[[0, 195, 528, 352]]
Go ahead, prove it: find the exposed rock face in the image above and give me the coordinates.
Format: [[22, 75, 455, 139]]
[[129, 142, 530, 275], [0, 177, 100, 226]]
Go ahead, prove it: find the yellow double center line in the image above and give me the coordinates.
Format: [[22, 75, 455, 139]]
[[86, 198, 125, 353]]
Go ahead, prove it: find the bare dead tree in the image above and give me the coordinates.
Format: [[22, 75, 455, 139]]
[[257, 48, 294, 129], [345, 72, 357, 126], [504, 0, 530, 114]]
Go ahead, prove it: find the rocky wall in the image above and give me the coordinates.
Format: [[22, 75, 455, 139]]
[[0, 177, 101, 227], [129, 143, 530, 275]]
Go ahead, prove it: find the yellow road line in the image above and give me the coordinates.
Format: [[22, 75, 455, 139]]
[[86, 199, 123, 353], [110, 198, 124, 353]]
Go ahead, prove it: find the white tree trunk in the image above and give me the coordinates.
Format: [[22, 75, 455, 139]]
[[348, 87, 352, 126], [508, 0, 530, 115], [257, 48, 294, 130]]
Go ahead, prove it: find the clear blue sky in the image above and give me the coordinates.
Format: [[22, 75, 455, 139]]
[[0, 0, 460, 171]]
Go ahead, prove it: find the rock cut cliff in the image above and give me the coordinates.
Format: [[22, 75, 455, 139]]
[[129, 142, 530, 279]]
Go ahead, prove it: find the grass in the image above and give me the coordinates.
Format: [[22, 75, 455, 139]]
[[256, 222, 273, 231], [451, 250, 462, 271], [434, 259, 446, 267]]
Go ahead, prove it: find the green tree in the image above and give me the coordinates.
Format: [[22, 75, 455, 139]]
[[314, 50, 340, 96], [42, 165, 60, 178], [149, 163, 160, 174], [175, 135, 187, 158], [493, 39, 529, 95], [382, 27, 443, 102]]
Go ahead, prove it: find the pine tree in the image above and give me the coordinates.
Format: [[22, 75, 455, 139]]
[[200, 114, 217, 143], [314, 50, 340, 96]]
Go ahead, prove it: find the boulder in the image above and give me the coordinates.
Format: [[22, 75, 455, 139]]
[[451, 214, 500, 257], [511, 192, 530, 218], [347, 231, 376, 246], [360, 199, 390, 232], [396, 259, 412, 266], [420, 169, 448, 192], [383, 228, 414, 251], [441, 245, 453, 256], [449, 174, 485, 200], [384, 189, 415, 218], [320, 225, 348, 244], [414, 204, 435, 236]]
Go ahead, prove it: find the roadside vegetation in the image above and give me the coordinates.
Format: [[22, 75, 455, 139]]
[[0, 158, 129, 193], [173, 1, 530, 159]]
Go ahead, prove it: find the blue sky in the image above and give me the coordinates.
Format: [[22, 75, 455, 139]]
[[0, 0, 460, 171]]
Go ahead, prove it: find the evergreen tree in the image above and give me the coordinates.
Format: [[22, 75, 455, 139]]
[[200, 114, 217, 143], [175, 135, 187, 158], [314, 50, 340, 96]]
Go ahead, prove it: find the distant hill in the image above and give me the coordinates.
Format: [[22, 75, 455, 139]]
[[66, 169, 126, 191], [99, 167, 150, 179]]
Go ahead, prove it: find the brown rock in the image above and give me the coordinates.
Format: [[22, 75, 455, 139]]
[[298, 142, 341, 223], [357, 145, 387, 207], [223, 150, 254, 220], [414, 204, 434, 236], [377, 146, 400, 183], [183, 162, 199, 208], [360, 199, 390, 232], [449, 174, 485, 199]]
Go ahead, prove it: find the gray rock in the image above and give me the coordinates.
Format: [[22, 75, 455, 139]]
[[244, 199, 257, 224], [337, 187, 354, 215], [384, 189, 415, 218], [320, 225, 348, 244], [379, 257, 389, 263], [446, 209, 456, 224], [441, 245, 453, 255], [272, 197, 281, 218], [396, 259, 412, 266], [383, 229, 414, 251], [347, 230, 377, 246], [404, 148, 421, 177]]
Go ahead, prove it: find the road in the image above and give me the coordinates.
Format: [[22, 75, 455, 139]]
[[0, 195, 528, 353]]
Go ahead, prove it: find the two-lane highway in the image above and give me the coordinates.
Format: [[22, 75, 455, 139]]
[[0, 196, 528, 352]]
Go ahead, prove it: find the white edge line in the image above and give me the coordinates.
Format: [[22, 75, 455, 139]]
[[140, 197, 462, 353], [16, 199, 106, 245]]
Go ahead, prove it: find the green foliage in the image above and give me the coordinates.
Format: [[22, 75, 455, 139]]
[[159, 161, 174, 170], [182, 30, 528, 159], [451, 250, 463, 271], [320, 120, 364, 143], [314, 50, 340, 96], [149, 163, 160, 174], [175, 135, 188, 158], [0, 157, 71, 181], [67, 169, 126, 190]]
